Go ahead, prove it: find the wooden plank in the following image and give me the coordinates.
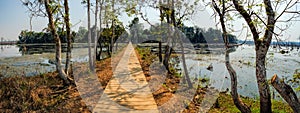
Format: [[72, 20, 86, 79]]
[[93, 42, 159, 113]]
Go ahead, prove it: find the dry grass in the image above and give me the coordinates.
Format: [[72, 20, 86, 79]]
[[0, 47, 126, 112], [0, 72, 90, 112]]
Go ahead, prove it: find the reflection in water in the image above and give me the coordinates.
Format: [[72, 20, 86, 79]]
[[0, 44, 108, 77], [18, 44, 68, 55], [0, 45, 22, 58]]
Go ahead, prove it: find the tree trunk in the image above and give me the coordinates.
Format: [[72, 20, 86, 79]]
[[180, 40, 192, 88], [115, 41, 118, 51], [107, 44, 111, 56], [159, 6, 163, 62], [44, 0, 69, 85], [232, 0, 274, 112], [87, 0, 93, 70], [97, 37, 102, 60], [97, 0, 103, 61], [93, 0, 99, 64], [29, 15, 33, 31], [159, 42, 162, 62], [225, 49, 251, 113], [163, 42, 171, 72], [256, 49, 272, 113], [258, 1, 275, 111], [271, 74, 300, 113], [163, 0, 171, 72], [64, 0, 72, 75], [110, 0, 115, 54]]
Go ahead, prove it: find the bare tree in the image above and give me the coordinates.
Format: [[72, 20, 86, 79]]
[[231, 0, 300, 112], [44, 0, 70, 84], [21, 0, 47, 31], [87, 0, 93, 70], [211, 0, 251, 112], [29, 14, 33, 31], [63, 0, 72, 75], [96, 0, 104, 61], [93, 0, 99, 65], [110, 0, 115, 55]]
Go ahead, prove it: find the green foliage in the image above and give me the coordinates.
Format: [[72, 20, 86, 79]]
[[181, 26, 238, 44], [100, 19, 126, 43], [74, 17, 126, 44], [128, 17, 145, 43], [74, 26, 88, 42], [131, 20, 238, 45], [18, 29, 75, 44], [136, 47, 156, 67], [209, 94, 293, 112], [288, 69, 300, 91]]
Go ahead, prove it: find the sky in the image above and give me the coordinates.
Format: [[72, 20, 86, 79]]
[[0, 1, 299, 41], [0, 1, 86, 41]]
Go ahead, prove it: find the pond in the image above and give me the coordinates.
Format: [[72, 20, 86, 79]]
[[0, 44, 107, 77], [1, 44, 299, 99], [173, 45, 300, 99]]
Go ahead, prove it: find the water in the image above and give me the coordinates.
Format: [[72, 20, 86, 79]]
[[0, 44, 105, 77], [0, 45, 22, 58], [174, 45, 300, 99], [1, 44, 299, 99]]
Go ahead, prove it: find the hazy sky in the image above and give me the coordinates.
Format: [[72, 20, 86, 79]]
[[0, 0, 85, 41], [0, 1, 299, 41]]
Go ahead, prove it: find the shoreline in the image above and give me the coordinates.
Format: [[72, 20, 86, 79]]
[[0, 46, 295, 112]]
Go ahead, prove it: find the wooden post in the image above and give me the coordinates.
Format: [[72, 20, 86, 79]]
[[271, 74, 300, 113]]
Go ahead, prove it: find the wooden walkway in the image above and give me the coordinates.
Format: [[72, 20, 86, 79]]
[[93, 43, 158, 113]]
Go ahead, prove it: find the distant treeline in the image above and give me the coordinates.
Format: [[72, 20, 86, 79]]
[[182, 27, 238, 44], [18, 29, 76, 44], [18, 26, 238, 46], [238, 40, 300, 47], [128, 24, 238, 45]]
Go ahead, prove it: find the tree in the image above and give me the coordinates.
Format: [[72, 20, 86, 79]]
[[211, 0, 251, 112], [128, 17, 144, 43], [110, 0, 115, 54], [96, 0, 104, 61], [1, 37, 4, 43], [162, 0, 193, 87], [63, 0, 72, 75], [87, 0, 93, 70], [231, 0, 300, 112], [20, 0, 71, 84], [93, 0, 99, 65], [134, 0, 198, 87], [94, 0, 122, 56], [75, 26, 88, 42], [20, 0, 47, 31], [44, 0, 70, 84]]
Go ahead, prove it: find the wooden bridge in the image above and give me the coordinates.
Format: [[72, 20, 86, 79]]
[[93, 42, 159, 113]]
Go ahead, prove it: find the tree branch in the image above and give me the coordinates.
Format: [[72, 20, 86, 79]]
[[271, 74, 300, 113], [232, 0, 260, 42]]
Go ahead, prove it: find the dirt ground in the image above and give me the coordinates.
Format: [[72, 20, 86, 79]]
[[0, 47, 126, 112]]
